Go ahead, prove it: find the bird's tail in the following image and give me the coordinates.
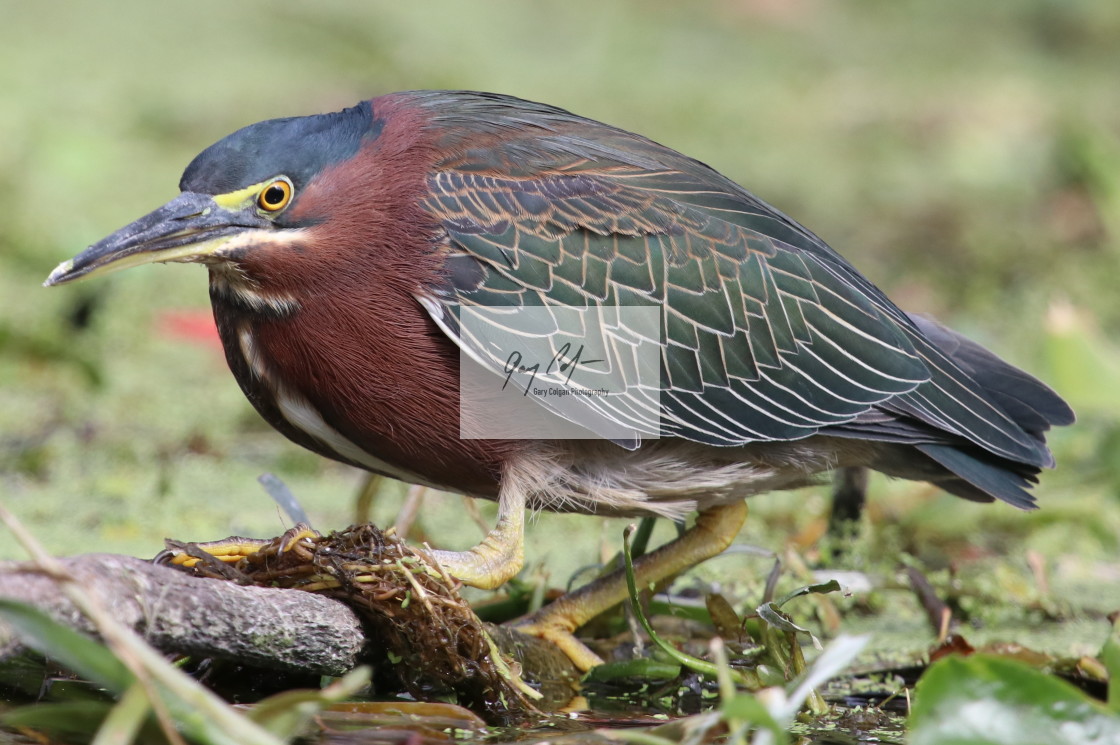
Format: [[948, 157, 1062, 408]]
[[905, 314, 1074, 508]]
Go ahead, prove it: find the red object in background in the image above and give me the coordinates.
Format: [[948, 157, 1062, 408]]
[[928, 633, 976, 663], [156, 310, 223, 355]]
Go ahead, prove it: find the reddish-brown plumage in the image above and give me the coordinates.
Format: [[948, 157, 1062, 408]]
[[212, 96, 521, 497]]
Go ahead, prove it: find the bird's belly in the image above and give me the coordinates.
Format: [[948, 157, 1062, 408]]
[[518, 437, 864, 521]]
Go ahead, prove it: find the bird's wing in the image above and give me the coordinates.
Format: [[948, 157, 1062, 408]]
[[413, 102, 1052, 464], [416, 139, 935, 447]]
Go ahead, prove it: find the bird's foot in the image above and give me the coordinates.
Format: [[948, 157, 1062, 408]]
[[426, 489, 526, 590], [158, 523, 319, 568], [427, 538, 523, 591], [514, 603, 605, 672]]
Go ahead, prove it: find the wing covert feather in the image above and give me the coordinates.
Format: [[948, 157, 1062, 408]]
[[409, 102, 1058, 465], [422, 162, 933, 446]]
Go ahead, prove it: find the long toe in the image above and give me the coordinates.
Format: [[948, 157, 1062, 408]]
[[515, 610, 605, 672], [514, 501, 749, 671]]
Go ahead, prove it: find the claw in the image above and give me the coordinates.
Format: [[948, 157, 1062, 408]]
[[159, 522, 320, 568]]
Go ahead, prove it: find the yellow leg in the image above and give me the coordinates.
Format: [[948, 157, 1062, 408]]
[[163, 524, 319, 567], [515, 501, 749, 671], [427, 483, 526, 590]]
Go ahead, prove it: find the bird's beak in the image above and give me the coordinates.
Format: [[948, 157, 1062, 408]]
[[44, 191, 271, 286]]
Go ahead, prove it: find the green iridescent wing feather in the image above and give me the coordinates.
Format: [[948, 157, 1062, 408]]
[[412, 92, 1063, 477]]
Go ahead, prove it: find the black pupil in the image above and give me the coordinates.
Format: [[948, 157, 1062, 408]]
[[263, 184, 286, 206]]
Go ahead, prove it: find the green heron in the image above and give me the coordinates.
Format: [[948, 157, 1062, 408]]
[[46, 90, 1073, 670]]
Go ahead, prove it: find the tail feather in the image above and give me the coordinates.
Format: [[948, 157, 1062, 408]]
[[907, 314, 1075, 439], [915, 442, 1039, 510], [830, 314, 1072, 508], [904, 315, 1071, 507]]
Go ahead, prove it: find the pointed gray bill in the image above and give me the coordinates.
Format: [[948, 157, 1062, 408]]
[[45, 192, 273, 287]]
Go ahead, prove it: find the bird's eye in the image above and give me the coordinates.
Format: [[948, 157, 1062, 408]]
[[257, 178, 293, 212]]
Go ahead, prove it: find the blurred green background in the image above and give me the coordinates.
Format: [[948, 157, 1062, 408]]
[[1, 0, 1118, 626]]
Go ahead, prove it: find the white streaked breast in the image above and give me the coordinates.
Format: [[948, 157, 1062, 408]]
[[237, 326, 443, 489], [211, 270, 300, 316]]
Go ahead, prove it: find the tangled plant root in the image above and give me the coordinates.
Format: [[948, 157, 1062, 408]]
[[163, 524, 543, 724]]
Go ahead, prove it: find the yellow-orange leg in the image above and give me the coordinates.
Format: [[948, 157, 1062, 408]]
[[515, 500, 749, 671], [164, 524, 319, 567], [427, 483, 526, 591]]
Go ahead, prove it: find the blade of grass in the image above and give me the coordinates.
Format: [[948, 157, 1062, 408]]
[[1100, 614, 1120, 712], [248, 667, 371, 737], [0, 501, 286, 745], [620, 524, 761, 689], [0, 598, 132, 692], [91, 682, 151, 745]]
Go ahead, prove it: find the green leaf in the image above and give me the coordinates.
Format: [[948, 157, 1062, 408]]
[[2, 701, 114, 739], [248, 666, 371, 737], [910, 654, 1120, 745], [722, 693, 788, 745], [0, 600, 283, 745], [92, 682, 151, 745], [781, 634, 869, 723], [756, 604, 813, 637], [617, 524, 760, 688], [755, 580, 842, 654], [0, 598, 132, 693], [771, 579, 842, 609]]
